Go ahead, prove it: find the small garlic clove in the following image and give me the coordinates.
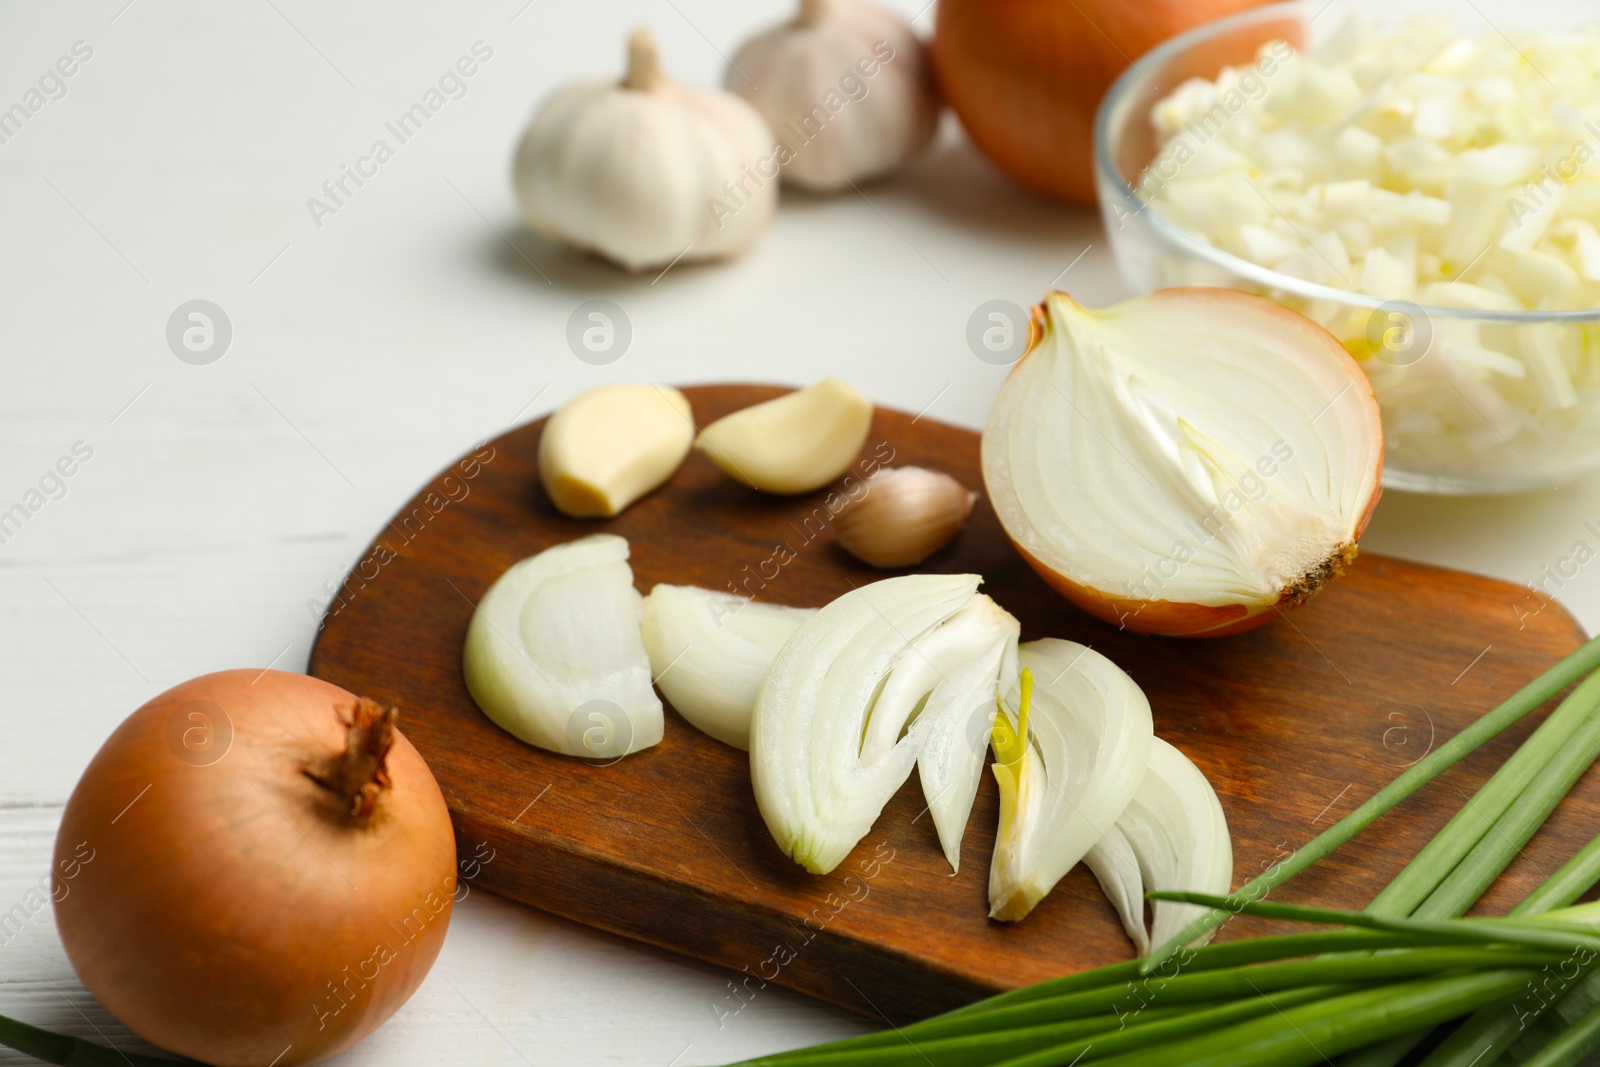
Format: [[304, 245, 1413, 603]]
[[694, 378, 872, 494], [538, 383, 694, 518], [834, 466, 977, 568]]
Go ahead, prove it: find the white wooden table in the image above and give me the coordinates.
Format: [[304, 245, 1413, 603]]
[[4, 1, 1600, 1063]]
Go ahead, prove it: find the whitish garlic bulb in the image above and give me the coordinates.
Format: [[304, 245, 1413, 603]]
[[512, 29, 778, 271], [834, 467, 975, 568], [726, 0, 939, 192]]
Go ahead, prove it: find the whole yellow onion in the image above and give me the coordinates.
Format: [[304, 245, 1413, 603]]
[[53, 670, 456, 1066], [932, 0, 1279, 203]]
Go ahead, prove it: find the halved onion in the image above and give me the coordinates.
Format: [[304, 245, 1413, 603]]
[[463, 534, 662, 758], [640, 584, 815, 749], [1085, 737, 1234, 955], [989, 639, 1153, 922], [982, 289, 1384, 637], [749, 574, 1017, 875]]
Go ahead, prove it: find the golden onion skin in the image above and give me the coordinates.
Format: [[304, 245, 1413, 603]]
[[53, 670, 456, 1067]]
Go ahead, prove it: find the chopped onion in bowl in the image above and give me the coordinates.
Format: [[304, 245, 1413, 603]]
[[1135, 16, 1600, 488]]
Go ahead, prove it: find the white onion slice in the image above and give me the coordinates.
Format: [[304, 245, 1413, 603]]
[[750, 574, 1017, 875], [891, 596, 1019, 873], [1084, 827, 1149, 954], [463, 534, 662, 758], [982, 289, 1383, 637], [989, 639, 1154, 922], [640, 584, 815, 750], [1085, 737, 1234, 954]]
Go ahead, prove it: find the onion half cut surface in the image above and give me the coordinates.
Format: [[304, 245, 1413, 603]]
[[749, 574, 1018, 875], [982, 288, 1384, 637], [463, 533, 662, 758]]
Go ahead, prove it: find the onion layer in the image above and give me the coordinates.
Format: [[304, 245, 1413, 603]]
[[1085, 737, 1234, 954], [53, 670, 456, 1067], [982, 289, 1383, 637], [463, 533, 662, 757], [641, 584, 815, 749], [750, 574, 1017, 874], [989, 639, 1153, 922]]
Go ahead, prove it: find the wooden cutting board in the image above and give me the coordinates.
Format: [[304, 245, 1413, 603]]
[[309, 384, 1597, 1024]]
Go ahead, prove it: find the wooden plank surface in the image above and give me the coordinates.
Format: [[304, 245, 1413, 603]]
[[309, 384, 1596, 1024]]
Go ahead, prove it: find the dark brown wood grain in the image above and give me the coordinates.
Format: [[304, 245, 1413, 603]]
[[309, 384, 1595, 1024]]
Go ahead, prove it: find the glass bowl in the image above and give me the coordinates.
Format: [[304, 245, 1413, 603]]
[[1093, 0, 1600, 494]]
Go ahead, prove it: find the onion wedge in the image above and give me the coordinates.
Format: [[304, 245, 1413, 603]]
[[750, 574, 1017, 875], [1084, 826, 1150, 954], [640, 584, 816, 750], [1085, 738, 1234, 954], [989, 639, 1154, 921], [982, 289, 1383, 637], [866, 595, 1020, 873], [462, 534, 663, 758]]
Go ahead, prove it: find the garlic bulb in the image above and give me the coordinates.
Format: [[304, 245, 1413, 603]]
[[726, 0, 939, 192], [512, 28, 777, 271], [695, 378, 873, 494], [462, 534, 662, 758], [538, 384, 693, 518], [989, 640, 1153, 922], [834, 466, 976, 568], [640, 584, 816, 750]]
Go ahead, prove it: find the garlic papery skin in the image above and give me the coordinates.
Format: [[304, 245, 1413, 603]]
[[1085, 738, 1234, 955], [511, 28, 777, 272], [538, 384, 694, 518], [725, 0, 940, 192], [695, 378, 873, 494], [834, 466, 977, 568], [981, 289, 1384, 638], [989, 639, 1153, 922], [751, 573, 1010, 874], [640, 584, 816, 750], [463, 534, 663, 758]]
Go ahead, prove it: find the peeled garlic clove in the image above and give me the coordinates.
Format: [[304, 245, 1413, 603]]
[[695, 378, 873, 494], [834, 466, 977, 568], [538, 384, 694, 518], [989, 639, 1153, 922], [726, 0, 940, 192], [982, 289, 1384, 637], [511, 28, 777, 271], [640, 584, 816, 749], [751, 572, 1004, 873], [463, 534, 663, 758]]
